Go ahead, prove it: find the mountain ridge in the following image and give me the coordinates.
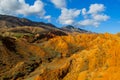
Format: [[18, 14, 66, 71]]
[[0, 14, 89, 34], [61, 25, 91, 33], [0, 14, 56, 28]]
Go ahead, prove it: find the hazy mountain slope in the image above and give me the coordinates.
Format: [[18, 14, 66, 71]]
[[61, 25, 90, 33]]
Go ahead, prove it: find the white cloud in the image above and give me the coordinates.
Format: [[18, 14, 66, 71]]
[[44, 15, 51, 22], [77, 4, 109, 27], [82, 8, 87, 15], [51, 0, 66, 9], [92, 14, 109, 21], [88, 4, 105, 14], [81, 8, 88, 19], [0, 0, 20, 15], [78, 19, 100, 27], [0, 0, 46, 17], [17, 0, 45, 17], [57, 3, 109, 27], [58, 8, 80, 25]]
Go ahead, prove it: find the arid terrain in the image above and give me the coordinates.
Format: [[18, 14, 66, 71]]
[[0, 15, 120, 80]]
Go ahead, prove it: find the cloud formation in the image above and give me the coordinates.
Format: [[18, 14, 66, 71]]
[[78, 3, 109, 27], [57, 3, 109, 27], [17, 0, 45, 16], [44, 15, 51, 22], [0, 0, 46, 17], [50, 0, 81, 25], [58, 8, 80, 25], [0, 0, 20, 15], [0, 0, 109, 27], [50, 0, 66, 9], [88, 4, 105, 14], [78, 19, 100, 27], [82, 8, 87, 16], [93, 14, 109, 21]]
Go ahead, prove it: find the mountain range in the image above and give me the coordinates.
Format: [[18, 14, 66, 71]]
[[0, 14, 90, 33], [0, 14, 120, 80]]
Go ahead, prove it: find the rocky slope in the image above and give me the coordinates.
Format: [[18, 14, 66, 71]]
[[0, 33, 120, 80], [0, 15, 120, 80]]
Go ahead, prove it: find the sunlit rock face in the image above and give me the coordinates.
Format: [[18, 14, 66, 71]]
[[0, 15, 120, 80]]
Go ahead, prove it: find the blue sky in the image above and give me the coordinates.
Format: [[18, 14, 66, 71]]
[[0, 0, 120, 33]]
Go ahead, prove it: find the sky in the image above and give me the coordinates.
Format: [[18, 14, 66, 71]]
[[0, 0, 120, 33]]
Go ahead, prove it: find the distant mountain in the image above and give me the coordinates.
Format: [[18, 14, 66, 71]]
[[0, 14, 90, 34], [61, 25, 90, 33], [0, 14, 56, 28]]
